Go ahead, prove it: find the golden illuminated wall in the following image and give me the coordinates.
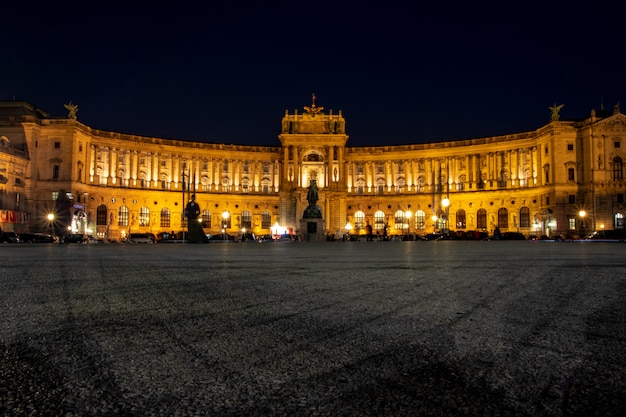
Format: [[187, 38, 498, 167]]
[[1, 100, 625, 239]]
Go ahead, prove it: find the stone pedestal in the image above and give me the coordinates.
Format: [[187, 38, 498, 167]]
[[187, 219, 207, 243], [300, 218, 325, 241]]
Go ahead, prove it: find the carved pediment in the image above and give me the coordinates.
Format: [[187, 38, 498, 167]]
[[593, 113, 626, 132]]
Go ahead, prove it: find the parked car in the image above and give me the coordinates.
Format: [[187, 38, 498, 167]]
[[586, 229, 626, 241], [84, 236, 106, 244], [460, 230, 489, 240], [500, 232, 527, 240], [128, 233, 154, 244], [64, 233, 88, 243], [207, 233, 236, 242], [0, 231, 19, 243], [18, 233, 56, 243]]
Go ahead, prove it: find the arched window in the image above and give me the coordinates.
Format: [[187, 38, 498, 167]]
[[261, 178, 271, 194], [376, 178, 385, 195], [615, 212, 625, 229], [498, 208, 509, 229], [354, 211, 365, 230], [415, 210, 426, 230], [477, 208, 487, 230], [201, 209, 211, 227], [261, 210, 271, 229], [519, 206, 530, 228], [457, 175, 466, 191], [613, 157, 623, 181], [374, 210, 385, 231], [160, 208, 170, 228], [456, 209, 466, 229], [394, 210, 405, 230], [416, 176, 425, 193], [118, 206, 129, 226], [96, 204, 107, 225], [241, 210, 252, 229], [139, 206, 150, 227]]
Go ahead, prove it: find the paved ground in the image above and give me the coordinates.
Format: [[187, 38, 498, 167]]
[[1, 241, 625, 416]]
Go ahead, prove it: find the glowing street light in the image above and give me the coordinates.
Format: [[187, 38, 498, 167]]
[[222, 211, 229, 236], [404, 210, 412, 237], [579, 210, 586, 236], [345, 222, 352, 240], [441, 198, 450, 236], [47, 213, 55, 237]]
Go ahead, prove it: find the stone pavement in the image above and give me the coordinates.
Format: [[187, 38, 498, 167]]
[[1, 241, 625, 416]]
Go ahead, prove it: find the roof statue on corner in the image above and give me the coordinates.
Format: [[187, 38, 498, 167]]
[[64, 101, 78, 119], [549, 103, 564, 122]]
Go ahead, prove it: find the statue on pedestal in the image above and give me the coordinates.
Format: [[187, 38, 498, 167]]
[[185, 194, 206, 243], [303, 180, 322, 219]]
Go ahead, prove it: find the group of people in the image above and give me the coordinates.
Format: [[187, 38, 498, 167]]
[[364, 222, 390, 241]]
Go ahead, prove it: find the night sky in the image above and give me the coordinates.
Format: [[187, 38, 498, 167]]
[[3, 1, 624, 147]]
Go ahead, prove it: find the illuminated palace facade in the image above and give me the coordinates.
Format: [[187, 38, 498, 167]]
[[1, 99, 626, 240]]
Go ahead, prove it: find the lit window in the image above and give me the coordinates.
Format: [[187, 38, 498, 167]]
[[201, 210, 211, 227], [354, 211, 365, 230], [262, 211, 271, 229], [519, 207, 530, 228], [415, 210, 426, 230], [374, 210, 385, 231], [241, 210, 252, 229], [139, 206, 150, 226], [613, 157, 623, 180], [160, 208, 171, 228], [118, 206, 129, 226], [456, 209, 466, 229]]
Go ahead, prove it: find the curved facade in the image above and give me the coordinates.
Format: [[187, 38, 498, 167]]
[[1, 100, 625, 240]]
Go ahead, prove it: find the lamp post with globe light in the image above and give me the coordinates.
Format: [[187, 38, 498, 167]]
[[441, 197, 450, 237], [404, 210, 412, 239], [222, 211, 229, 237], [579, 210, 586, 237], [345, 222, 352, 241], [47, 213, 55, 238]]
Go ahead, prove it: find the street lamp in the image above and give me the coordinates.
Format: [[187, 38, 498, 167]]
[[345, 222, 352, 240], [579, 210, 586, 237], [47, 213, 55, 237], [404, 210, 412, 238], [222, 211, 229, 236], [441, 198, 450, 236], [431, 214, 438, 233]]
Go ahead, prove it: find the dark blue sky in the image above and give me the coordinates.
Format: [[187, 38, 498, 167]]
[[3, 1, 624, 147]]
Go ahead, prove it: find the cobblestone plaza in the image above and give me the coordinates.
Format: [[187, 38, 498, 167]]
[[1, 241, 625, 416]]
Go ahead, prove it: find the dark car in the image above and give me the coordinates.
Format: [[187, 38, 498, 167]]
[[18, 233, 56, 243], [0, 231, 19, 243], [65, 233, 87, 243], [500, 232, 526, 240], [423, 233, 444, 241], [586, 229, 626, 241], [128, 233, 154, 244], [208, 233, 236, 242], [461, 230, 489, 240]]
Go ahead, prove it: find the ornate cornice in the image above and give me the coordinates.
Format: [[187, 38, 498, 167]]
[[593, 113, 626, 131]]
